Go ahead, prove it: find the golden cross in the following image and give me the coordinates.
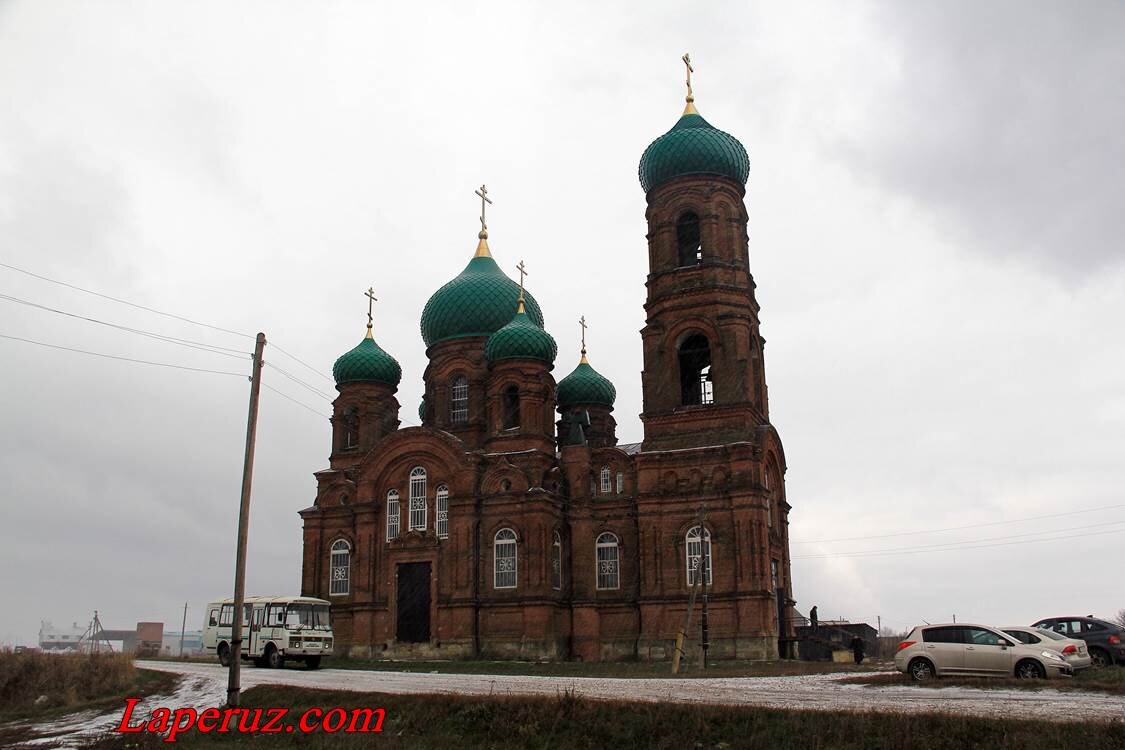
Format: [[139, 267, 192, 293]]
[[475, 184, 493, 235], [515, 260, 528, 301], [365, 286, 377, 331], [579, 315, 587, 354], [682, 53, 694, 103]]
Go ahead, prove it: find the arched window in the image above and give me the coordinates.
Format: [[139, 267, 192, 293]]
[[341, 406, 359, 449], [501, 385, 520, 429], [596, 532, 620, 590], [408, 467, 427, 531], [494, 528, 517, 589], [676, 211, 702, 266], [329, 539, 350, 595], [616, 471, 624, 494], [686, 526, 712, 586], [450, 376, 469, 424], [765, 467, 774, 528], [599, 466, 612, 494], [679, 334, 713, 406], [551, 531, 562, 590], [386, 490, 400, 540], [435, 484, 449, 539]]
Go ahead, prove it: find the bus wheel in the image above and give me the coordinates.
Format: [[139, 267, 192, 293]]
[[305, 656, 322, 670], [218, 643, 231, 667], [264, 644, 284, 669]]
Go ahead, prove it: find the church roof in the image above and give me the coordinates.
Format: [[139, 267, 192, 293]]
[[638, 110, 749, 194], [420, 253, 545, 348], [557, 356, 616, 409], [332, 332, 402, 387], [485, 301, 557, 366]]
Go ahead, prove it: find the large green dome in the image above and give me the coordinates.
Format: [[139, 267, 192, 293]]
[[485, 304, 557, 366], [638, 111, 749, 194], [332, 333, 402, 387], [557, 357, 616, 409], [420, 254, 544, 348]]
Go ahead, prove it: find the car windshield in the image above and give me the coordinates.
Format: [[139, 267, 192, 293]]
[[284, 603, 331, 630], [1035, 628, 1066, 641]]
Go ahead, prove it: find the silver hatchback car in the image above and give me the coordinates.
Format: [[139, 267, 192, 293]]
[[895, 623, 1072, 680], [1000, 626, 1092, 672]]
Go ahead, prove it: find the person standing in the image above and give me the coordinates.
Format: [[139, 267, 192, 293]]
[[851, 635, 866, 664], [809, 606, 818, 632]]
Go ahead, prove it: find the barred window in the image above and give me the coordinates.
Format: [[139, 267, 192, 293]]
[[494, 528, 517, 589], [329, 539, 350, 596], [435, 484, 449, 540], [599, 466, 611, 494], [450, 376, 469, 424], [596, 532, 619, 590], [686, 525, 712, 586], [551, 531, 562, 590], [386, 490, 400, 541], [409, 467, 427, 531]]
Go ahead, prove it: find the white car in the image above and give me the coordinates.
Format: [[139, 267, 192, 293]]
[[1001, 626, 1091, 672], [895, 623, 1072, 680]]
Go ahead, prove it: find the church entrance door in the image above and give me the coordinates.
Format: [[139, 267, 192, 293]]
[[396, 562, 431, 643]]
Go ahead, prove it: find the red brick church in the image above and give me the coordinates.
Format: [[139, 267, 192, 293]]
[[299, 62, 796, 661]]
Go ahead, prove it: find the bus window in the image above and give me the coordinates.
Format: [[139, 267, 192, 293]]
[[266, 604, 286, 627], [243, 605, 252, 626], [285, 603, 332, 630], [208, 609, 219, 627], [219, 604, 234, 626]]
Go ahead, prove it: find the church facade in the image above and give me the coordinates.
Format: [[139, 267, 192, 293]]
[[299, 67, 796, 662]]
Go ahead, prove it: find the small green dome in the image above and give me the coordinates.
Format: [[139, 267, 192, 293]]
[[485, 304, 557, 365], [420, 254, 544, 348], [557, 357, 616, 409], [418, 400, 425, 422], [638, 111, 749, 194], [332, 333, 402, 387]]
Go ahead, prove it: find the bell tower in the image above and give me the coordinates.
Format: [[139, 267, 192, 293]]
[[638, 56, 768, 451]]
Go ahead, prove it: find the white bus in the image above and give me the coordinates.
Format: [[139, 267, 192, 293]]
[[202, 595, 333, 669]]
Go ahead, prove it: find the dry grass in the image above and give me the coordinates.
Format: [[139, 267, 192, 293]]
[[90, 683, 1125, 749]]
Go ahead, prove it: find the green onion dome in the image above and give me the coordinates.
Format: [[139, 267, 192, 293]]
[[638, 110, 749, 194], [420, 240, 544, 348], [332, 331, 402, 387], [418, 400, 425, 421], [556, 355, 616, 409], [485, 302, 557, 366]]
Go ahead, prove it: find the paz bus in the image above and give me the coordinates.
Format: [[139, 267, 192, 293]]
[[202, 596, 333, 669]]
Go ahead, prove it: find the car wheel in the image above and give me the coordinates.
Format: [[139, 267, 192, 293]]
[[909, 658, 935, 681], [1089, 648, 1111, 669], [265, 644, 284, 669], [218, 642, 231, 667], [1015, 659, 1045, 680]]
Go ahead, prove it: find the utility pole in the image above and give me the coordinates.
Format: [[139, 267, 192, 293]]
[[671, 504, 707, 675], [877, 615, 882, 659], [227, 332, 266, 708], [179, 603, 188, 658]]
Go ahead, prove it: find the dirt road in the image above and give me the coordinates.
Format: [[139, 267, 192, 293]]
[[140, 661, 1125, 724]]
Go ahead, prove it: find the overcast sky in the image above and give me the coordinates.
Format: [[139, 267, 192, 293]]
[[1, 1, 1122, 646]]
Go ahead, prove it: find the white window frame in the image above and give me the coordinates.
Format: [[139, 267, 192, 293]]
[[599, 466, 612, 494], [494, 528, 517, 589], [450, 376, 469, 424], [386, 490, 400, 541], [596, 532, 620, 590], [616, 471, 624, 494], [408, 467, 427, 531], [329, 539, 350, 596], [551, 530, 562, 590], [435, 484, 449, 540], [686, 525, 712, 587]]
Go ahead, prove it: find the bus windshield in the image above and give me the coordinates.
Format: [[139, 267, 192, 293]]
[[285, 603, 331, 630]]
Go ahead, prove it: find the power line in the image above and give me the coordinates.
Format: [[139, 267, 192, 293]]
[[271, 342, 335, 384], [793, 524, 1125, 560], [792, 502, 1125, 545], [262, 384, 330, 420], [0, 332, 248, 377], [264, 362, 334, 402], [0, 291, 250, 360], [0, 261, 254, 339]]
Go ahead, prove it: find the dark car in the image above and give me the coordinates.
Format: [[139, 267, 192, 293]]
[[1031, 616, 1125, 668]]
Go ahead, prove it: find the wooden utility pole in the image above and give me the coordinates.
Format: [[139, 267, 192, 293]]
[[671, 504, 707, 674], [227, 332, 266, 708], [179, 603, 188, 658]]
